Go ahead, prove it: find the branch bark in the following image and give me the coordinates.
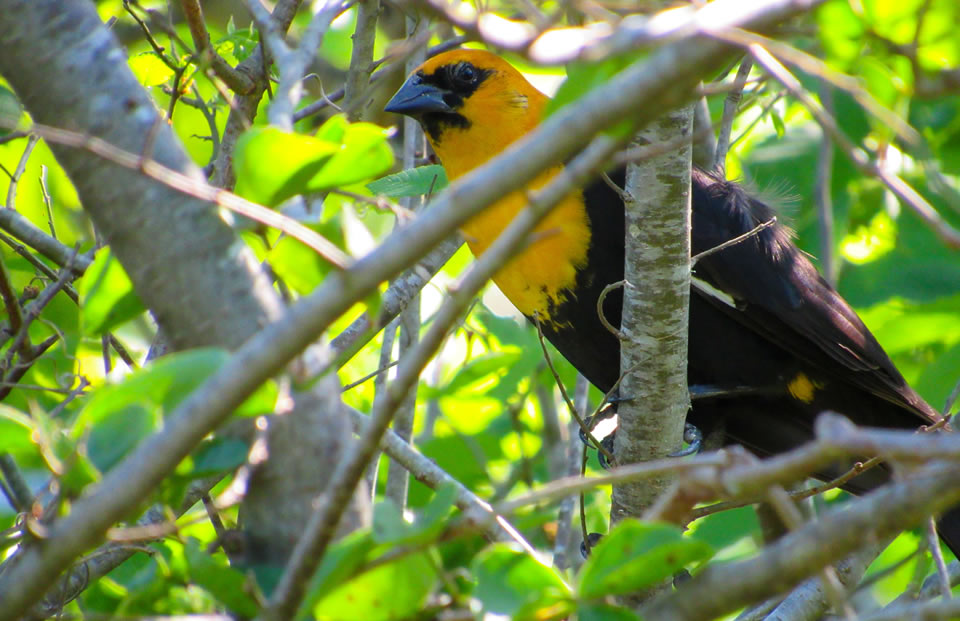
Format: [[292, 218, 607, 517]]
[[611, 106, 693, 527], [0, 0, 284, 352], [643, 461, 960, 621], [0, 2, 820, 613]]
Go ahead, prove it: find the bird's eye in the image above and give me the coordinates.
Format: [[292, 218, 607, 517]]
[[454, 63, 477, 85]]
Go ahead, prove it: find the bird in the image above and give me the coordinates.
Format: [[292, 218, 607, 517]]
[[384, 48, 959, 551]]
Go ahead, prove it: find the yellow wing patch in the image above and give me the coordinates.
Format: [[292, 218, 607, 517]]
[[787, 372, 824, 404]]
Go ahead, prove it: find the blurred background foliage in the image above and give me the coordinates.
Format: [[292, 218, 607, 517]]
[[1, 0, 959, 618]]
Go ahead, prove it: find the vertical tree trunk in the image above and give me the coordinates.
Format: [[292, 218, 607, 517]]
[[611, 106, 694, 522]]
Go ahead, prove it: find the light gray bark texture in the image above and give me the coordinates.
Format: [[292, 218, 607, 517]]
[[611, 106, 693, 523], [0, 0, 359, 609], [0, 0, 284, 349]]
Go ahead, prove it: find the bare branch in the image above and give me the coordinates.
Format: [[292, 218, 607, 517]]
[[713, 57, 752, 172], [612, 105, 693, 546], [0, 4, 821, 611], [644, 461, 960, 621], [179, 0, 255, 94], [5, 134, 39, 209]]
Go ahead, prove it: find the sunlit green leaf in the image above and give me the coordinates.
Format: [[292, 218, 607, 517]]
[[372, 483, 457, 546], [312, 548, 436, 621], [817, 0, 865, 68], [577, 603, 642, 621], [424, 351, 523, 399], [299, 530, 377, 613], [129, 52, 174, 87], [366, 165, 449, 198], [770, 109, 786, 138], [74, 348, 277, 472], [266, 213, 346, 295], [233, 119, 393, 207], [577, 520, 713, 599], [546, 52, 645, 138], [0, 405, 36, 463], [184, 538, 260, 617], [472, 544, 571, 618], [79, 248, 145, 336]]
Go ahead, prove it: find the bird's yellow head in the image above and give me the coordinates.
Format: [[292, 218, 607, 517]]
[[385, 49, 548, 179]]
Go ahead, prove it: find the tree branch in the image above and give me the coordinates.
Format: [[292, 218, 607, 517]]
[[643, 461, 960, 621], [611, 105, 693, 545]]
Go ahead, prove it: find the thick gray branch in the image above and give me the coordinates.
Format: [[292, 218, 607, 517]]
[[0, 0, 284, 351], [611, 106, 693, 523], [643, 462, 960, 621], [0, 2, 819, 614]]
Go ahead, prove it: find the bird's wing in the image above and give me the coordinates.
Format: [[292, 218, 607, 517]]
[[689, 168, 938, 422]]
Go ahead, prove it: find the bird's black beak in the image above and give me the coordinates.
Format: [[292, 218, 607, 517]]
[[385, 74, 453, 116]]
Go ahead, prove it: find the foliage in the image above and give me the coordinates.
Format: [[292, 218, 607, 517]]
[[0, 0, 959, 619]]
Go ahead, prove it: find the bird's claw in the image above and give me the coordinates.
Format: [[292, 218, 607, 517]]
[[580, 532, 604, 558], [669, 422, 703, 457], [578, 401, 617, 445], [597, 434, 615, 470]]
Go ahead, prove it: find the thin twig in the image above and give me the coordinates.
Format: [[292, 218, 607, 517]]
[[815, 83, 836, 285], [714, 57, 753, 172], [0, 209, 91, 274], [928, 516, 953, 600], [0, 258, 24, 345], [691, 217, 776, 267], [4, 134, 39, 209], [534, 317, 615, 464], [2, 122, 352, 269], [341, 359, 399, 392], [0, 454, 33, 512], [37, 165, 56, 240], [748, 43, 960, 248], [1, 254, 76, 375], [596, 280, 627, 339], [179, 0, 255, 94]]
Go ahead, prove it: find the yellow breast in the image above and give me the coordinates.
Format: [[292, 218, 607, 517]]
[[460, 166, 591, 323]]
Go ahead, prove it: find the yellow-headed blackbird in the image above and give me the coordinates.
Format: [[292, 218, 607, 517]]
[[386, 49, 958, 551]]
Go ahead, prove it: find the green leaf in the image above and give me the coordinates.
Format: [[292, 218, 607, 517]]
[[0, 405, 37, 464], [86, 403, 158, 473], [577, 602, 643, 621], [309, 118, 394, 190], [423, 351, 523, 399], [233, 118, 393, 207], [307, 538, 436, 621], [816, 0, 864, 68], [372, 483, 457, 546], [300, 530, 377, 610], [366, 165, 449, 198], [266, 214, 346, 295], [74, 349, 277, 473], [546, 52, 644, 138], [184, 538, 260, 617], [577, 520, 713, 599], [129, 52, 174, 87], [190, 437, 249, 477], [472, 544, 571, 618], [770, 109, 786, 138], [79, 248, 146, 335], [0, 85, 23, 132]]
